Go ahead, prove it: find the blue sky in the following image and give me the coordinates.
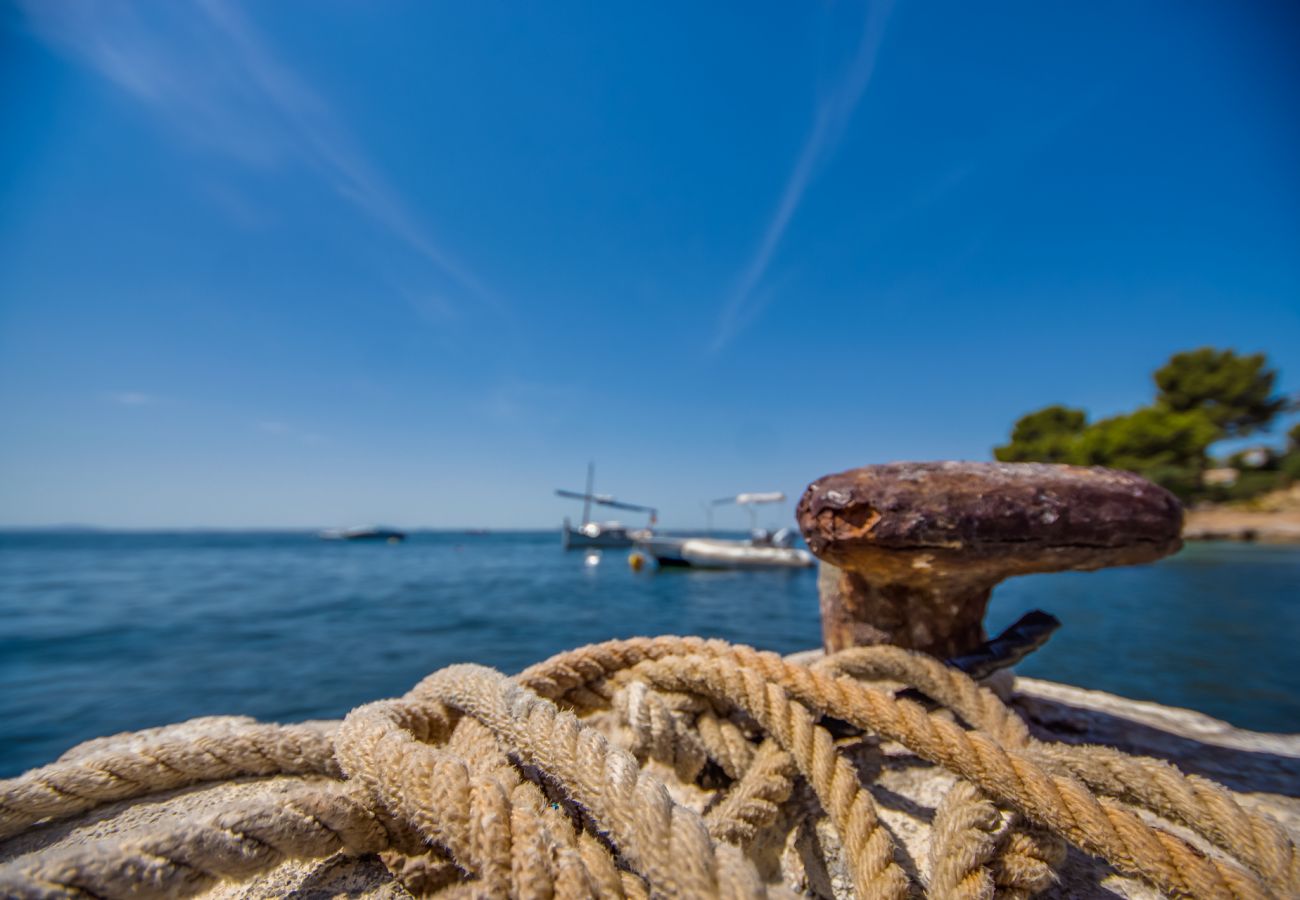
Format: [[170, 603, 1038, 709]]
[[2, 1, 1297, 529]]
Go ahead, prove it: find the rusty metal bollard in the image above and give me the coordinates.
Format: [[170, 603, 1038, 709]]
[[796, 461, 1183, 657]]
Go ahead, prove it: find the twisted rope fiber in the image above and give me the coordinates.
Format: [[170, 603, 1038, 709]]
[[618, 682, 710, 783], [990, 822, 1067, 900], [410, 664, 781, 899], [692, 649, 1057, 894], [695, 708, 759, 780], [923, 777, 1063, 900], [0, 636, 1293, 899], [704, 739, 797, 846], [335, 692, 634, 899], [0, 721, 339, 840], [523, 636, 1295, 898], [927, 780, 1002, 900], [607, 660, 909, 898], [625, 653, 1255, 899], [0, 782, 398, 900], [607, 664, 909, 899], [823, 650, 1071, 897], [826, 645, 1296, 894], [617, 684, 793, 848]]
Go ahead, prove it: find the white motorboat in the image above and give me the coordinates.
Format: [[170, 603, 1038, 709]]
[[634, 532, 814, 569], [632, 491, 813, 570], [556, 463, 657, 550]]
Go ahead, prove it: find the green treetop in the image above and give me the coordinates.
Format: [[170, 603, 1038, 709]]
[[1153, 348, 1288, 439], [993, 347, 1290, 499], [1074, 407, 1219, 496], [993, 405, 1087, 464]]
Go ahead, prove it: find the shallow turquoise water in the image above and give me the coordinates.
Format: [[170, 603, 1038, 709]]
[[1, 531, 1296, 776]]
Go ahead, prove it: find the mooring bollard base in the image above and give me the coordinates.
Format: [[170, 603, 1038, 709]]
[[818, 562, 990, 657]]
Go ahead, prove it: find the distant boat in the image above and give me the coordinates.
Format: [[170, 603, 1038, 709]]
[[562, 519, 648, 550], [634, 534, 813, 570], [556, 463, 656, 550], [634, 492, 812, 569], [318, 526, 406, 543]]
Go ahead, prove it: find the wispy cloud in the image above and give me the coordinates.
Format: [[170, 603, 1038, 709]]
[[258, 420, 325, 445], [712, 1, 893, 352], [107, 391, 158, 407], [19, 0, 496, 311], [485, 380, 582, 423]]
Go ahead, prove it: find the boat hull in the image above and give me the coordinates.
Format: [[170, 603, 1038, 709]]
[[319, 527, 406, 542], [563, 524, 658, 550], [637, 537, 814, 570], [563, 527, 634, 550]]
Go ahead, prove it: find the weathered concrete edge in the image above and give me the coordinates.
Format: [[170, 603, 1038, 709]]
[[1014, 676, 1300, 757]]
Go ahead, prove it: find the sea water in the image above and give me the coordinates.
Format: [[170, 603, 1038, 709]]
[[1, 531, 1297, 776]]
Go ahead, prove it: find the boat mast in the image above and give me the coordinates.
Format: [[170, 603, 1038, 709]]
[[582, 462, 594, 526], [556, 476, 656, 528]]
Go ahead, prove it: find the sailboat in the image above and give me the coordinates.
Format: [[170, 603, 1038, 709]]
[[634, 492, 814, 569], [556, 463, 657, 550]]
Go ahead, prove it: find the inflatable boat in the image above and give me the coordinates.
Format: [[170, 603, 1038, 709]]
[[634, 534, 814, 570]]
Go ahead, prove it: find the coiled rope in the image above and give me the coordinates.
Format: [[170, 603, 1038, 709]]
[[0, 636, 1294, 899]]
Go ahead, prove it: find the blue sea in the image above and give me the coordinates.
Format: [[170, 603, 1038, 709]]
[[1, 531, 1297, 777]]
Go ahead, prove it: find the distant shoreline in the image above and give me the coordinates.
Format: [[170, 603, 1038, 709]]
[[1183, 504, 1300, 544], [9, 498, 1300, 547], [6, 521, 1300, 544]]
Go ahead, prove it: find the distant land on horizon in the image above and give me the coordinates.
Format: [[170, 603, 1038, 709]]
[[0, 525, 768, 535]]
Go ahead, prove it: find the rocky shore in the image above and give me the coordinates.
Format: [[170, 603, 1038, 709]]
[[1183, 485, 1300, 543]]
